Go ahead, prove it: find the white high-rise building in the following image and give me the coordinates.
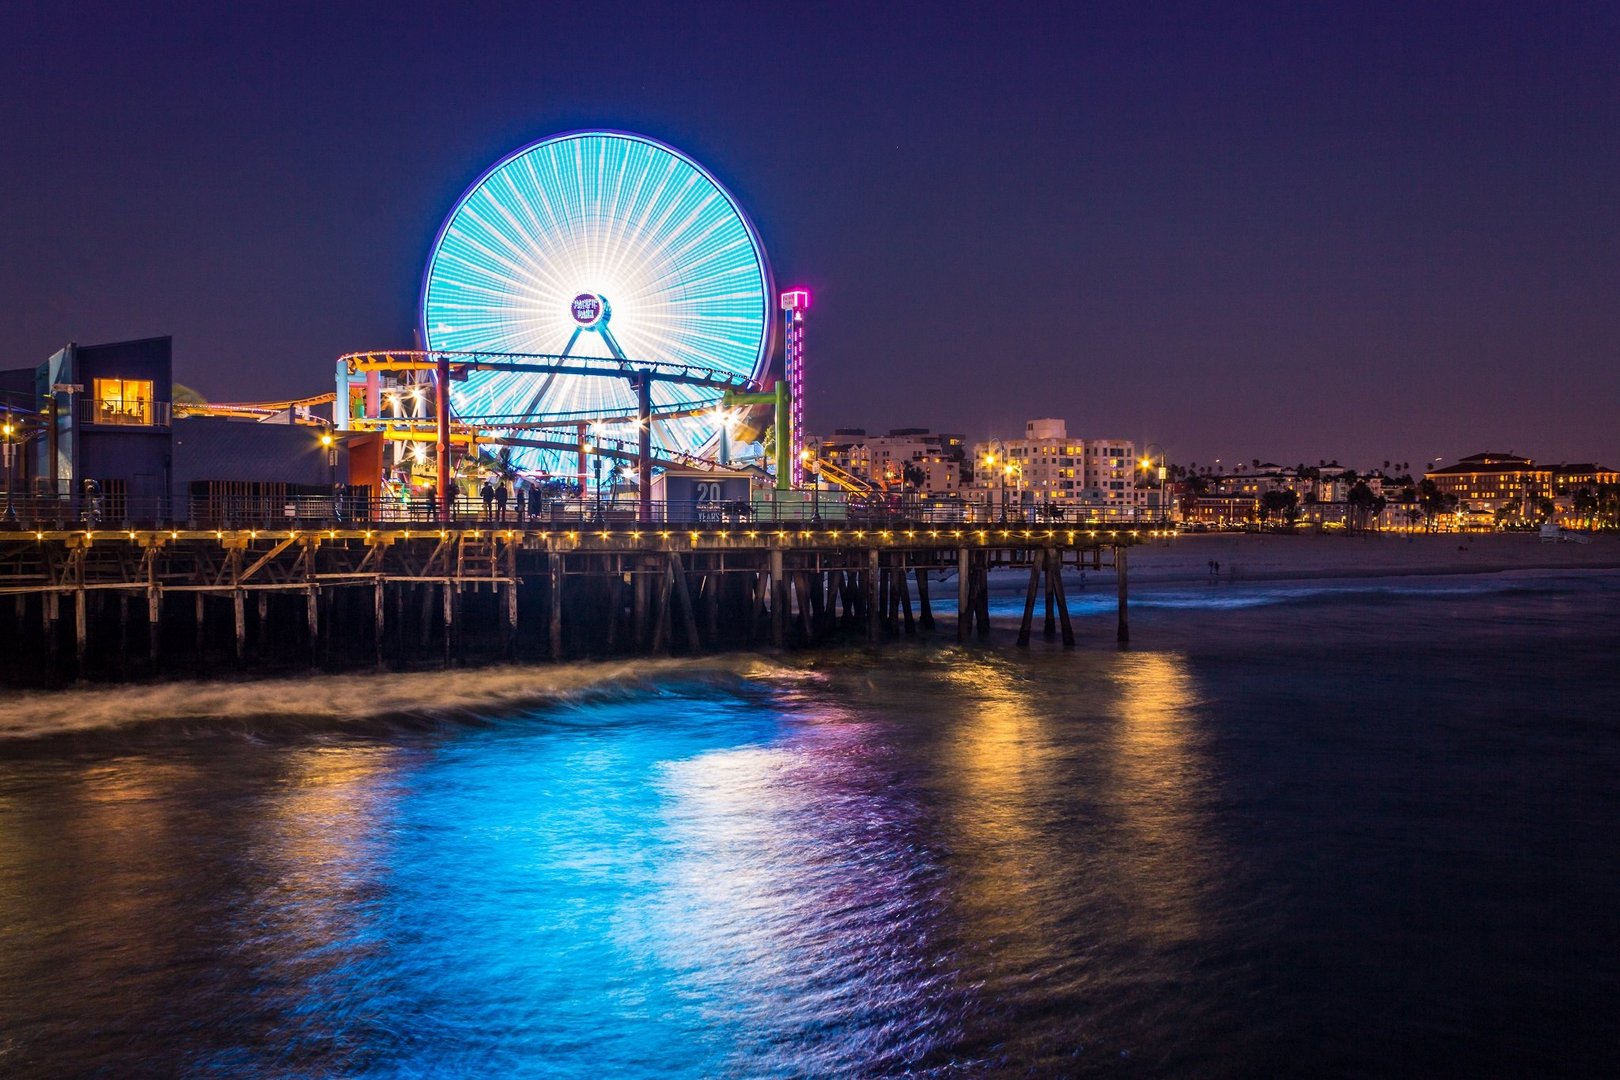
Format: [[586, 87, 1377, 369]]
[[971, 419, 1141, 520]]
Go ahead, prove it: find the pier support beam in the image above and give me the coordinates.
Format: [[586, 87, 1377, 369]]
[[306, 586, 319, 667], [866, 548, 880, 643], [374, 579, 386, 669], [74, 589, 88, 678], [769, 548, 785, 647], [442, 582, 455, 668], [549, 556, 564, 661], [147, 583, 160, 668], [1046, 547, 1074, 647], [975, 555, 991, 640], [671, 552, 699, 652], [1116, 544, 1130, 645], [1044, 556, 1056, 639], [956, 548, 970, 642], [915, 566, 934, 632], [1017, 549, 1042, 647]]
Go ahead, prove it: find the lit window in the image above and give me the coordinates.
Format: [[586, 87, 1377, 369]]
[[93, 378, 154, 425]]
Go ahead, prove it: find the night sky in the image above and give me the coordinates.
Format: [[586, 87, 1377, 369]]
[[5, 2, 1617, 468]]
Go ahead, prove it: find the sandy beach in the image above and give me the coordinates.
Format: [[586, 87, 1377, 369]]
[[1094, 531, 1620, 585]]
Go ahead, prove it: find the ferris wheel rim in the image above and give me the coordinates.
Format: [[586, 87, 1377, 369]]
[[416, 128, 776, 380]]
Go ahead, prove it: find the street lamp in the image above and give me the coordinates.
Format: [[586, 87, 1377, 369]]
[[320, 432, 338, 520], [586, 441, 604, 519], [2, 415, 17, 526], [1142, 443, 1168, 523], [983, 438, 1011, 522]]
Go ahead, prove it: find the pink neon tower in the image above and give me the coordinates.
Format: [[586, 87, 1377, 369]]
[[781, 289, 810, 486]]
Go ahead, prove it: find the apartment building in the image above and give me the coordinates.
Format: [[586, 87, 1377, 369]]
[[970, 418, 1141, 518]]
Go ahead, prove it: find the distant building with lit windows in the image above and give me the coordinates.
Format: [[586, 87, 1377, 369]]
[[970, 419, 1142, 520], [1425, 452, 1552, 513]]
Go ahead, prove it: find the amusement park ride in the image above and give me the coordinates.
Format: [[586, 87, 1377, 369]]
[[320, 130, 836, 522]]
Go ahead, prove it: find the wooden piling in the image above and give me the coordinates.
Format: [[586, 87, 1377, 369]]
[[1045, 547, 1075, 647], [74, 588, 88, 678], [442, 582, 455, 667], [307, 586, 320, 667], [769, 548, 785, 648], [896, 558, 915, 635], [44, 591, 58, 666], [374, 579, 387, 669], [670, 552, 700, 652], [1043, 555, 1056, 639], [650, 556, 673, 655], [1017, 548, 1042, 647], [866, 548, 881, 643], [147, 582, 160, 668], [915, 566, 934, 632], [956, 548, 970, 642], [975, 556, 991, 640], [633, 557, 649, 649], [606, 563, 625, 652], [549, 556, 564, 661], [503, 543, 518, 658], [196, 592, 208, 662], [1116, 544, 1129, 644]]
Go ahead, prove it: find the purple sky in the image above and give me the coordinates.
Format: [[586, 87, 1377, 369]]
[[4, 2, 1617, 469]]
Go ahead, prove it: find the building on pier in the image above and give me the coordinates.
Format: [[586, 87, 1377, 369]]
[[2, 336, 364, 523]]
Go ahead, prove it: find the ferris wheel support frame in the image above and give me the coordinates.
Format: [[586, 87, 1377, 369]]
[[338, 348, 763, 523]]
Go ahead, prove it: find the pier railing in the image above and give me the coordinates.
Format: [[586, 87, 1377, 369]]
[[0, 492, 1173, 532]]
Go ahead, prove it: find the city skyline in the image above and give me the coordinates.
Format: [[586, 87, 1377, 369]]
[[5, 2, 1617, 467]]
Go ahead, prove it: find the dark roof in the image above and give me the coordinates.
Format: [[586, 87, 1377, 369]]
[[1429, 459, 1545, 476], [1457, 451, 1530, 464]]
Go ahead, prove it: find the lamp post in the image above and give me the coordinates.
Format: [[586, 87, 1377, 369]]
[[586, 441, 603, 520], [2, 413, 17, 526], [983, 438, 1010, 523], [1142, 443, 1166, 524], [321, 432, 337, 520]]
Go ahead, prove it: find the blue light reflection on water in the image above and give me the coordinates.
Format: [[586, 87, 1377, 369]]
[[218, 686, 981, 1079]]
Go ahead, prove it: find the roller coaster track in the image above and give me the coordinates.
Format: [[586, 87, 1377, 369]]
[[338, 349, 763, 393], [177, 392, 336, 422], [802, 454, 876, 497]]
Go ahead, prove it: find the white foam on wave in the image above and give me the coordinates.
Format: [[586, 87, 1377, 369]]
[[0, 655, 804, 743]]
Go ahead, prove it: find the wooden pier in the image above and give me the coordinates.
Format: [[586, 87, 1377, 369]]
[[0, 524, 1155, 685]]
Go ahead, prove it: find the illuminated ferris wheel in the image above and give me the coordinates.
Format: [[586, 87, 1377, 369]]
[[419, 130, 775, 474]]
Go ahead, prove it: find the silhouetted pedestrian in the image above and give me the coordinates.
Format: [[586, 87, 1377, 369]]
[[494, 481, 509, 523], [480, 480, 494, 520]]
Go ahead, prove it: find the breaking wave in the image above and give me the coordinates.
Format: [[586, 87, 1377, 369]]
[[0, 655, 807, 746]]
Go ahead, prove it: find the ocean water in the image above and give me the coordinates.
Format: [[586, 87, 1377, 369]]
[[2, 569, 1617, 1077]]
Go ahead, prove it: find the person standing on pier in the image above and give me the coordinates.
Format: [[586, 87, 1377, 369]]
[[495, 481, 509, 523], [480, 480, 495, 521]]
